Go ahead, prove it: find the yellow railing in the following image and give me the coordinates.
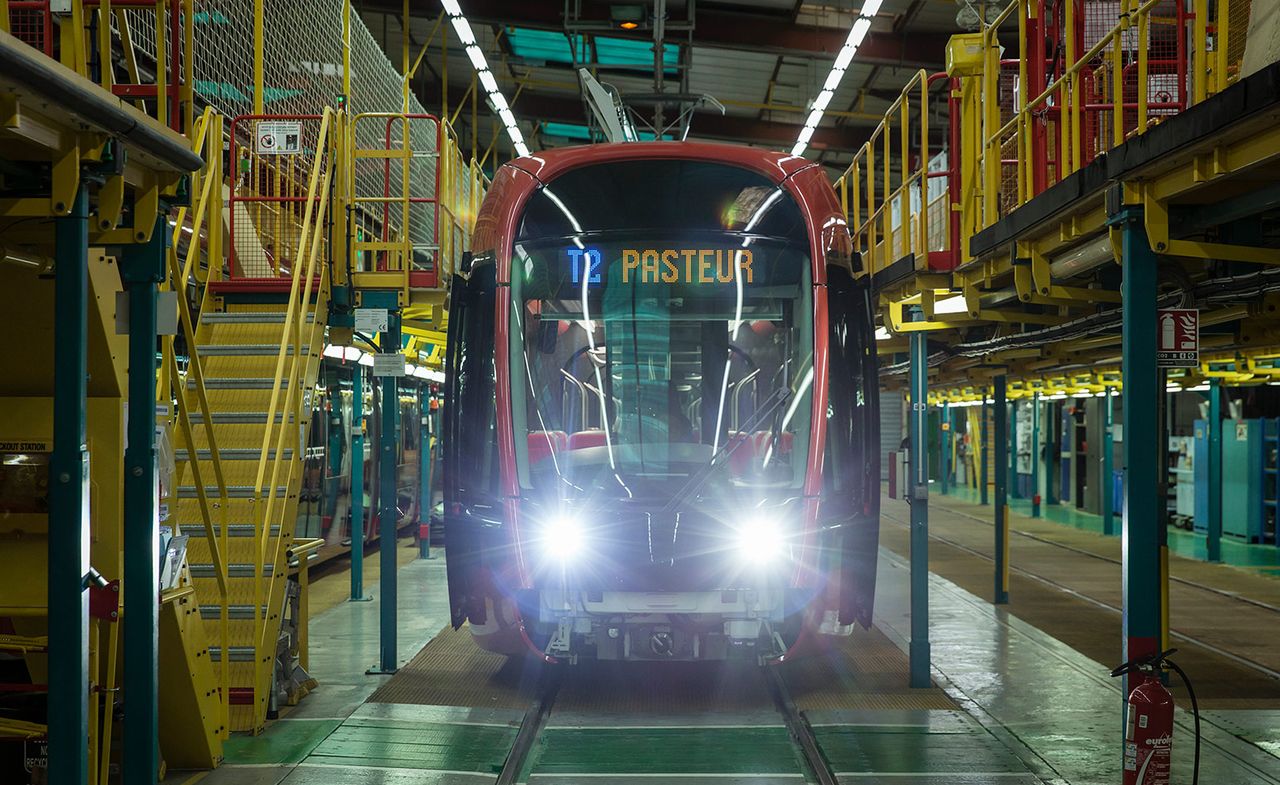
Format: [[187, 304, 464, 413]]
[[164, 105, 231, 738], [250, 106, 336, 723], [980, 0, 1235, 229], [835, 69, 943, 278], [346, 112, 487, 293], [838, 0, 1242, 275]]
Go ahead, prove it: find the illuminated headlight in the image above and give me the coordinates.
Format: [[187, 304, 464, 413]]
[[734, 515, 785, 566], [540, 515, 584, 563]]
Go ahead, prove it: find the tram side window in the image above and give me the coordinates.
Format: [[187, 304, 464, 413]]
[[454, 261, 500, 498]]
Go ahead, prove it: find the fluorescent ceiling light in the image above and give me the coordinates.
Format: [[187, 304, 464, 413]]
[[833, 44, 857, 72], [442, 1, 530, 157], [934, 295, 967, 314], [874, 326, 891, 340], [449, 15, 475, 46], [790, 2, 881, 156]]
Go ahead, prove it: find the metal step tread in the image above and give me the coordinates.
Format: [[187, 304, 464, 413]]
[[203, 312, 315, 324], [177, 485, 289, 499], [175, 448, 293, 461], [188, 412, 291, 424], [198, 604, 269, 620], [182, 524, 281, 538], [197, 344, 312, 356], [186, 378, 291, 390], [208, 646, 255, 663], [189, 563, 275, 578]]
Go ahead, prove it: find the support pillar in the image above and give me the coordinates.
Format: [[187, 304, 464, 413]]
[[49, 184, 90, 785], [377, 310, 401, 673], [1045, 400, 1058, 507], [121, 214, 167, 785], [350, 364, 368, 601], [1206, 378, 1222, 562], [1031, 391, 1041, 517], [1102, 389, 1116, 536], [908, 308, 931, 688], [1009, 399, 1020, 499], [1116, 206, 1163, 722], [940, 401, 950, 495], [980, 394, 989, 505], [993, 375, 1010, 605], [419, 385, 432, 559]]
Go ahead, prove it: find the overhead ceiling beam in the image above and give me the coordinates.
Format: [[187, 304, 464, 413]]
[[358, 0, 950, 69], [429, 82, 882, 154]]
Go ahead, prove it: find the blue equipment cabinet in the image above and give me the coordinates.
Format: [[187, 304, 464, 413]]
[[1193, 419, 1209, 534], [1222, 419, 1266, 542]]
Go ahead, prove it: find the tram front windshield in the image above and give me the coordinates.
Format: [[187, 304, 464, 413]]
[[508, 160, 814, 503]]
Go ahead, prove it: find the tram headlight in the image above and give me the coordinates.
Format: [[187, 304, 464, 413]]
[[541, 514, 584, 563], [735, 514, 784, 566]]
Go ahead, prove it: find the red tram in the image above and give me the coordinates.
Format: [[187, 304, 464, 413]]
[[442, 142, 881, 662]]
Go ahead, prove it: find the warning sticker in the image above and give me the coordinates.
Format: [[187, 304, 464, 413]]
[[1156, 308, 1198, 368], [255, 121, 302, 155]]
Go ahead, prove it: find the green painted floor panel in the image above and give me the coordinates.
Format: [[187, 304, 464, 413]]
[[814, 726, 1027, 775], [303, 719, 516, 773], [221, 719, 342, 765], [530, 726, 806, 776]]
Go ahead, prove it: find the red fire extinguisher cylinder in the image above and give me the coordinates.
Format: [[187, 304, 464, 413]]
[[1123, 676, 1175, 785]]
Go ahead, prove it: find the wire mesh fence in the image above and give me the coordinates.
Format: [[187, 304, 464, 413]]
[[119, 0, 448, 277]]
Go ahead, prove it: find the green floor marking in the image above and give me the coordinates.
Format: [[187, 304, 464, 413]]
[[814, 726, 1027, 774], [530, 727, 804, 776], [222, 719, 342, 765], [304, 719, 517, 773]]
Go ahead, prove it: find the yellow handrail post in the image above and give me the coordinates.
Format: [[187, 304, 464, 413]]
[[1193, 0, 1208, 104]]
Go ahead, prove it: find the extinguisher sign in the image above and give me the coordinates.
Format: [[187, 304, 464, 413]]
[[1156, 308, 1198, 368]]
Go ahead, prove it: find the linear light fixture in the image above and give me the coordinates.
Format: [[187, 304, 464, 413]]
[[790, 0, 883, 157], [440, 0, 530, 157]]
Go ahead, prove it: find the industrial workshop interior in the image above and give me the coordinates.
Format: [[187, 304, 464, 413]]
[[2, 0, 1280, 783]]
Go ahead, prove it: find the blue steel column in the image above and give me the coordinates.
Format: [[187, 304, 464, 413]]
[[908, 309, 931, 688], [419, 386, 432, 559], [121, 214, 167, 784], [1206, 378, 1222, 562], [993, 376, 1009, 605], [1031, 392, 1041, 517], [1102, 390, 1116, 536], [377, 311, 401, 673], [940, 402, 950, 495], [350, 364, 368, 601], [1009, 399, 1020, 499], [49, 184, 90, 785], [980, 394, 989, 505], [1117, 208, 1162, 714]]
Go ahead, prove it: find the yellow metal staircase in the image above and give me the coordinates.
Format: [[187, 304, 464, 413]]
[[169, 108, 335, 732]]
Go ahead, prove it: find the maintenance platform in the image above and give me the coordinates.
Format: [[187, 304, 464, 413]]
[[0, 2, 1278, 784]]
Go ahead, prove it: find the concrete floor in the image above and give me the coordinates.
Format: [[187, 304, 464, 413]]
[[165, 524, 1280, 785]]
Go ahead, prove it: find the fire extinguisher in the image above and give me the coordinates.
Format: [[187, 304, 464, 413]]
[[1110, 648, 1201, 785]]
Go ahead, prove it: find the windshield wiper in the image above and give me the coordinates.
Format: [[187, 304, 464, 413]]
[[663, 385, 792, 512]]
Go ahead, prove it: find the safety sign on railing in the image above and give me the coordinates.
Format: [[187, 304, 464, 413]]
[[1157, 308, 1198, 368], [255, 121, 302, 155]]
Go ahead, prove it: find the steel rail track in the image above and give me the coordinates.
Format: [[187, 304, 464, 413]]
[[495, 667, 561, 785], [937, 501, 1280, 616], [766, 663, 840, 785], [881, 508, 1280, 682]]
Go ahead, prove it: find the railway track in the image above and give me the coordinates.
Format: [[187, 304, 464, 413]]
[[492, 660, 838, 784], [880, 504, 1280, 682]]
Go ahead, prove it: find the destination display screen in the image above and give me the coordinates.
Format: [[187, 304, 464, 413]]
[[519, 239, 804, 303]]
